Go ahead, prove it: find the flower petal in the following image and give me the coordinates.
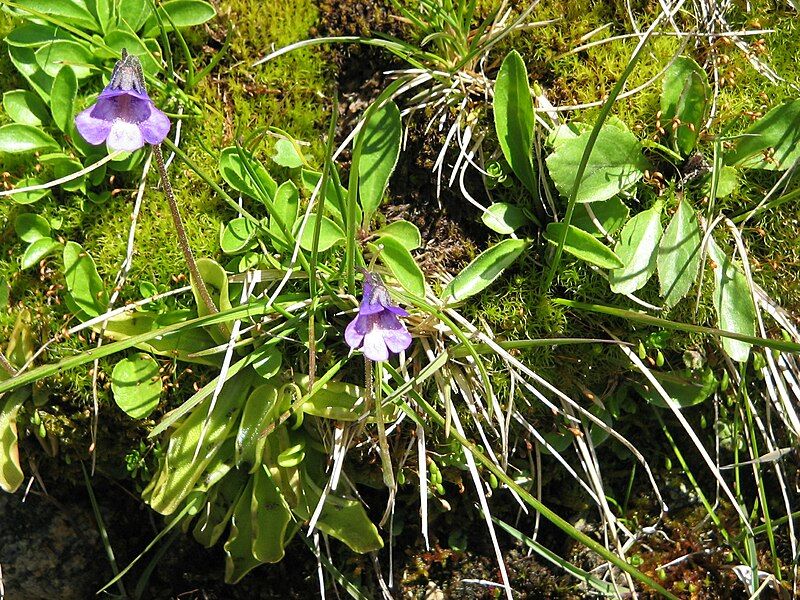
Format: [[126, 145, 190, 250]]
[[106, 120, 144, 152], [344, 317, 365, 350], [139, 104, 170, 144], [74, 105, 112, 145], [378, 312, 412, 354], [361, 325, 390, 362]]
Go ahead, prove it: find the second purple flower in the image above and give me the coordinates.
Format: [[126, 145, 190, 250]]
[[345, 272, 412, 362]]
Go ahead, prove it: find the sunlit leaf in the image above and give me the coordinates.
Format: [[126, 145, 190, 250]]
[[494, 50, 536, 194], [609, 203, 663, 294], [660, 56, 710, 155], [708, 239, 756, 362], [358, 100, 401, 221], [372, 235, 425, 298], [111, 353, 162, 419], [0, 124, 59, 154], [63, 241, 108, 319], [657, 200, 701, 307], [481, 202, 529, 234], [443, 238, 527, 302], [724, 100, 800, 170], [220, 217, 257, 255], [3, 90, 49, 126], [544, 222, 623, 269], [375, 220, 421, 251], [546, 123, 649, 203]]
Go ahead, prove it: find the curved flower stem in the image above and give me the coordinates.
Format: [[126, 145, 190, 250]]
[[152, 143, 218, 316]]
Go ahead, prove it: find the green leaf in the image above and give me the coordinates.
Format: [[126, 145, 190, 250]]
[[546, 123, 649, 203], [494, 50, 536, 194], [444, 238, 527, 302], [223, 479, 261, 583], [724, 100, 800, 170], [235, 385, 278, 469], [111, 353, 162, 419], [219, 147, 276, 203], [660, 56, 710, 155], [272, 138, 304, 168], [297, 214, 345, 252], [0, 124, 59, 154], [8, 46, 53, 102], [14, 213, 51, 243], [609, 204, 663, 294], [220, 217, 257, 255], [3, 90, 49, 126], [301, 169, 353, 226], [8, 177, 49, 205], [40, 152, 84, 192], [373, 236, 425, 298], [251, 466, 292, 563], [358, 100, 401, 221], [544, 222, 624, 269], [375, 220, 421, 251], [143, 0, 217, 36], [251, 345, 282, 380], [63, 241, 108, 319], [708, 240, 756, 362], [190, 258, 232, 344], [145, 371, 252, 515], [21, 238, 59, 281], [35, 41, 94, 79], [0, 395, 25, 493], [6, 23, 70, 47], [636, 367, 717, 408], [657, 200, 701, 308], [571, 196, 630, 237], [11, 0, 98, 30], [269, 180, 299, 248], [297, 376, 364, 421], [116, 0, 151, 31], [481, 202, 530, 234], [49, 67, 78, 133]]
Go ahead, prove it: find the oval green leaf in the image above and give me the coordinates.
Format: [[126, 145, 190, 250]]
[[297, 214, 345, 252], [374, 235, 425, 298], [660, 56, 710, 155], [220, 217, 257, 255], [546, 123, 649, 203], [609, 204, 663, 294], [444, 238, 527, 302], [494, 50, 536, 194], [375, 220, 421, 251], [724, 100, 800, 170], [544, 222, 624, 269], [358, 100, 401, 221], [50, 67, 78, 133], [63, 241, 108, 319], [14, 213, 51, 243], [481, 202, 529, 234], [708, 239, 756, 362], [111, 353, 162, 419], [219, 146, 276, 203], [657, 200, 701, 308], [0, 124, 59, 154], [3, 90, 49, 126]]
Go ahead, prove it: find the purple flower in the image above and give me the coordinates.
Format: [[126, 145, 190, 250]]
[[74, 50, 170, 152], [345, 272, 412, 362]]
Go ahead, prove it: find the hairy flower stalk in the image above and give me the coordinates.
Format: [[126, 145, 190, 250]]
[[345, 271, 412, 361], [74, 50, 218, 316]]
